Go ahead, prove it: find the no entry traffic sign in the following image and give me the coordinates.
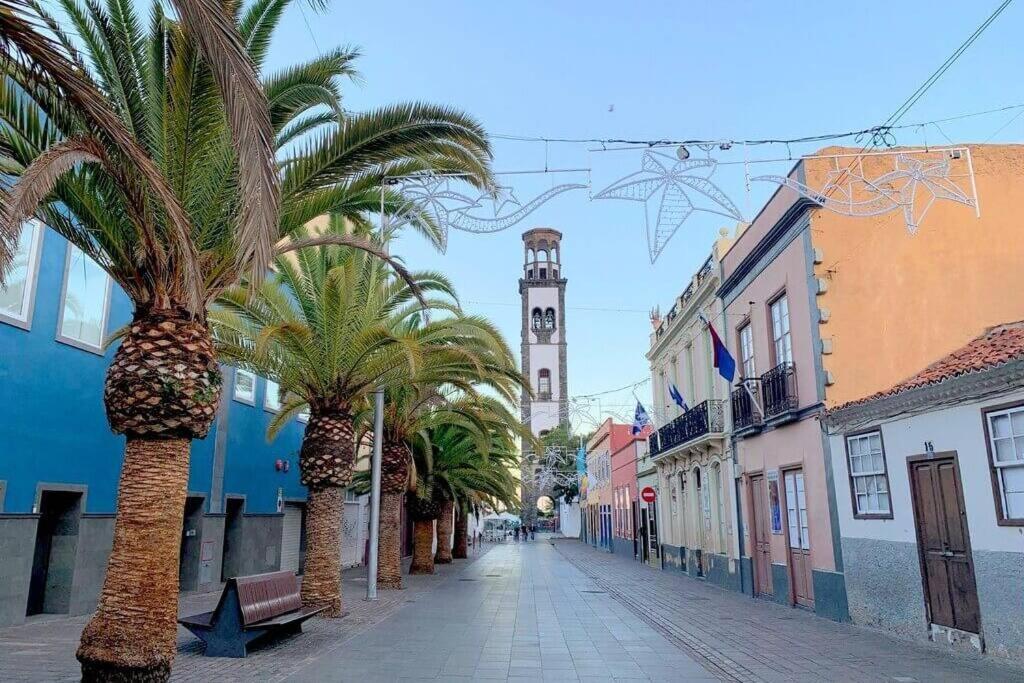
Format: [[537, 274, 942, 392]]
[[641, 486, 656, 503]]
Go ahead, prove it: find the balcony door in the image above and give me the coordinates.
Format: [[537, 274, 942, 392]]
[[784, 470, 814, 608]]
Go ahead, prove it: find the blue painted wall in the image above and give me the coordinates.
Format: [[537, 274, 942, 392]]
[[0, 227, 307, 515]]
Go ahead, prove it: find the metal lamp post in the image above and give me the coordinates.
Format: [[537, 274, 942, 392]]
[[365, 388, 384, 600]]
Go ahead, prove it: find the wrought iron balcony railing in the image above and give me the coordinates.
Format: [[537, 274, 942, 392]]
[[731, 382, 762, 432], [651, 400, 724, 457], [762, 361, 799, 418]]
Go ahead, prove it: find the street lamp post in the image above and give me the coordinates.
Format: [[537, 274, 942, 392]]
[[365, 388, 384, 601]]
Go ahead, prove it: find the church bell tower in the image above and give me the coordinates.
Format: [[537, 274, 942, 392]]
[[519, 228, 569, 522]]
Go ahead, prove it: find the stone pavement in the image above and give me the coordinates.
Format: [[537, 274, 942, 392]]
[[284, 539, 716, 682], [0, 544, 492, 682], [554, 539, 1024, 683]]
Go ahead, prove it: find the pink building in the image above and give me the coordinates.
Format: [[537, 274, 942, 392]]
[[611, 429, 649, 557], [719, 178, 848, 622], [584, 420, 634, 551]]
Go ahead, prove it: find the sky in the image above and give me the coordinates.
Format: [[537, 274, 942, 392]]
[[261, 1, 1024, 432]]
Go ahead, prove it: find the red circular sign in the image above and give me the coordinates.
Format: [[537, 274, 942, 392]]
[[641, 486, 657, 503]]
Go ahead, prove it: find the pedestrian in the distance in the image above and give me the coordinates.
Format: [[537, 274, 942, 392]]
[[530, 525, 536, 541]]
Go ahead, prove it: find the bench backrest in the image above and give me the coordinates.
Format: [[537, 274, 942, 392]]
[[233, 570, 302, 625]]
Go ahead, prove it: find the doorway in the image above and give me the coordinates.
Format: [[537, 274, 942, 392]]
[[280, 502, 306, 574], [908, 453, 981, 635], [27, 490, 83, 616], [221, 497, 243, 581], [783, 469, 814, 608], [749, 474, 772, 596], [179, 496, 205, 591]]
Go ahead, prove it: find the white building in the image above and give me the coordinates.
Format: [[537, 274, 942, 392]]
[[826, 322, 1024, 662]]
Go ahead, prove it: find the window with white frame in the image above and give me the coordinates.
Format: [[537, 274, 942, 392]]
[[264, 379, 282, 411], [986, 406, 1024, 521], [769, 294, 792, 365], [298, 406, 310, 423], [58, 244, 111, 350], [233, 368, 256, 404], [738, 323, 755, 379], [0, 219, 43, 327], [846, 431, 891, 516]]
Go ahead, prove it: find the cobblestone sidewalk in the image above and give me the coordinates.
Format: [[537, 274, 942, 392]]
[[554, 540, 1024, 683], [0, 545, 493, 682]]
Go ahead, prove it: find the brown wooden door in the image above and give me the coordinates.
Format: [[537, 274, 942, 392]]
[[908, 455, 981, 634], [749, 475, 772, 596], [784, 470, 814, 608]]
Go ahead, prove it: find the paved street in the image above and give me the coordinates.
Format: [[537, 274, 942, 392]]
[[3, 539, 1024, 682]]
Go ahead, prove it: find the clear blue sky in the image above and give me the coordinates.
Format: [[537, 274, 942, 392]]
[[263, 1, 1024, 431]]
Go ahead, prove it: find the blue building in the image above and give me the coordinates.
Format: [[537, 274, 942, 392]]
[[0, 220, 369, 626]]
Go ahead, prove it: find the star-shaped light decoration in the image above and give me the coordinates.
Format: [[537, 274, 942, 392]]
[[593, 151, 745, 263], [753, 151, 977, 235]]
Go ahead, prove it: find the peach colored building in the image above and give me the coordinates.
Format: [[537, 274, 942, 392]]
[[721, 143, 1024, 623], [583, 420, 632, 551]]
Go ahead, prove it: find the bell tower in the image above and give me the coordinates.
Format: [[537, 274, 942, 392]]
[[519, 228, 569, 523]]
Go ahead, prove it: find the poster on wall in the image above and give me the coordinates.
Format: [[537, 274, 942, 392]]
[[767, 470, 783, 534]]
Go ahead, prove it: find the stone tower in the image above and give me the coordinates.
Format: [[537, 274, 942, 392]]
[[519, 228, 569, 524]]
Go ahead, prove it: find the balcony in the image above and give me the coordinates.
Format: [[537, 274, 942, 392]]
[[651, 400, 724, 458], [762, 361, 799, 423], [731, 382, 762, 435]]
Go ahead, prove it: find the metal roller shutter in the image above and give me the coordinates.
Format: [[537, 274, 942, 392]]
[[280, 503, 303, 573]]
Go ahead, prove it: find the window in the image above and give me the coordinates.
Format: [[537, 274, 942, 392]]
[[531, 308, 542, 330], [985, 405, 1024, 523], [0, 219, 43, 328], [538, 249, 548, 262], [538, 369, 551, 397], [544, 308, 555, 329], [58, 244, 111, 351], [264, 379, 282, 412], [738, 323, 755, 379], [769, 295, 792, 365], [846, 431, 891, 517], [345, 489, 360, 502], [234, 368, 257, 404], [784, 470, 810, 550], [298, 406, 310, 423]]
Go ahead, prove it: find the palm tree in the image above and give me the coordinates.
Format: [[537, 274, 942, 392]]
[[210, 238, 498, 612], [409, 417, 522, 574], [372, 385, 522, 585], [0, 1, 490, 678]]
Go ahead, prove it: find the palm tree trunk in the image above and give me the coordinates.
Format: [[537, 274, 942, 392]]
[[301, 486, 344, 616], [376, 491, 404, 589], [434, 501, 454, 564], [453, 506, 468, 559], [409, 519, 435, 574], [77, 437, 190, 683]]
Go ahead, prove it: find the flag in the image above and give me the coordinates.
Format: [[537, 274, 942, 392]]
[[632, 401, 651, 435], [668, 382, 688, 411], [708, 322, 736, 383]]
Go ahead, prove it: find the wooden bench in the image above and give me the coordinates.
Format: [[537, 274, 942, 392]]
[[178, 570, 325, 657]]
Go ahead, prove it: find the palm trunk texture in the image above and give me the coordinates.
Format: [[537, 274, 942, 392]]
[[410, 519, 435, 574], [434, 501, 454, 564], [77, 437, 191, 682], [376, 492, 404, 589], [301, 486, 344, 616], [453, 508, 468, 559]]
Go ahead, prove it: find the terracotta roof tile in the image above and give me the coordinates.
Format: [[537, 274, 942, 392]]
[[831, 320, 1024, 412]]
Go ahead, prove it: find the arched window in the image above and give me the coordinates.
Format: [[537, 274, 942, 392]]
[[527, 248, 535, 264], [552, 246, 559, 263], [544, 308, 556, 329], [538, 369, 551, 397], [537, 248, 548, 262], [531, 308, 542, 330]]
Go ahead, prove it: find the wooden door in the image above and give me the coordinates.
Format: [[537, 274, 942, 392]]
[[908, 455, 981, 634], [784, 470, 814, 607], [749, 475, 772, 596]]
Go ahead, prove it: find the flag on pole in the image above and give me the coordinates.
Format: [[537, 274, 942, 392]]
[[668, 382, 688, 411], [632, 401, 652, 435], [707, 321, 737, 383]]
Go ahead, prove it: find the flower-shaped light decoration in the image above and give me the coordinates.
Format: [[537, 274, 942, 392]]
[[593, 151, 745, 263], [753, 152, 976, 235], [523, 445, 580, 492]]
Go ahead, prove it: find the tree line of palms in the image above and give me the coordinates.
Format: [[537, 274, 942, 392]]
[[0, 1, 528, 680]]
